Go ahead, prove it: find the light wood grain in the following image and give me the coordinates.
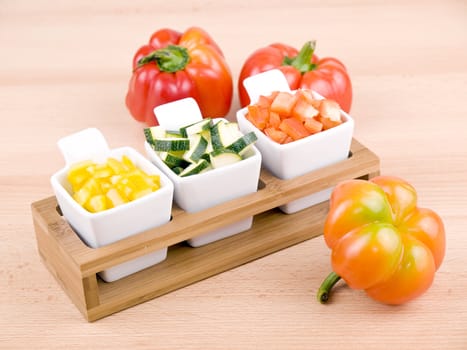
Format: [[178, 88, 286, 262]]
[[1, 0, 467, 349]]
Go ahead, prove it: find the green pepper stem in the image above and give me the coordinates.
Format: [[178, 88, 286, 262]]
[[282, 41, 317, 74], [137, 45, 190, 73], [317, 271, 342, 304]]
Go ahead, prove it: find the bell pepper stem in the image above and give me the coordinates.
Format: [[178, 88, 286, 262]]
[[317, 271, 342, 304], [282, 40, 317, 74], [137, 45, 190, 73]]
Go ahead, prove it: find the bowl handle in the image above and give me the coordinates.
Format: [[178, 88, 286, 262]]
[[242, 69, 291, 104], [57, 128, 110, 166], [153, 97, 203, 131]]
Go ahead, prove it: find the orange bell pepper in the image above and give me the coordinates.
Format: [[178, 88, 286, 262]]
[[317, 176, 445, 305]]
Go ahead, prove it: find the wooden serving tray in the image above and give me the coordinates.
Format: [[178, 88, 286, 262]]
[[31, 138, 380, 322]]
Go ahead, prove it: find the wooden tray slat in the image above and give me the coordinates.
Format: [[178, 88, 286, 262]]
[[31, 138, 380, 321]]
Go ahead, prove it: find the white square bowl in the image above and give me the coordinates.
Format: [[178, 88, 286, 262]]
[[237, 70, 354, 214], [145, 120, 262, 247], [50, 128, 174, 282]]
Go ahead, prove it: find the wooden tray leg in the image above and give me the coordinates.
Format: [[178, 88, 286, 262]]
[[32, 200, 100, 320]]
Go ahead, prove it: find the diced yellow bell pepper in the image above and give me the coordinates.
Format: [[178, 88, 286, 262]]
[[150, 175, 161, 190], [67, 155, 160, 213], [107, 157, 126, 174], [82, 178, 102, 195], [67, 160, 94, 192], [109, 175, 122, 184], [106, 188, 128, 208], [121, 155, 136, 170], [84, 195, 108, 213], [99, 180, 112, 192], [68, 159, 94, 173], [92, 164, 114, 179], [73, 187, 92, 206], [131, 188, 153, 200], [115, 180, 135, 200], [126, 173, 146, 191]]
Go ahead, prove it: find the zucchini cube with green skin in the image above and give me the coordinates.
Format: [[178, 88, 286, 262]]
[[159, 152, 190, 169], [210, 120, 244, 151], [165, 131, 183, 138], [144, 126, 167, 145], [226, 131, 258, 155], [200, 129, 213, 153], [209, 149, 242, 169], [171, 166, 185, 175], [152, 137, 190, 152], [179, 159, 211, 177], [180, 118, 212, 137], [209, 121, 224, 151], [183, 134, 208, 163]]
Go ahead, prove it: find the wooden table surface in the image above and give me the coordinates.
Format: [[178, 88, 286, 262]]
[[1, 1, 466, 349]]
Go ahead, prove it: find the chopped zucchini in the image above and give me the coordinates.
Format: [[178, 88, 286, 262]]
[[183, 134, 208, 163], [209, 120, 225, 151], [159, 152, 190, 168], [152, 138, 190, 152], [200, 153, 211, 162], [226, 132, 258, 155], [211, 121, 244, 150], [209, 149, 242, 169], [179, 159, 210, 177], [145, 118, 257, 176], [166, 131, 183, 138], [171, 166, 185, 175], [144, 126, 166, 145], [180, 118, 212, 137], [200, 129, 213, 153]]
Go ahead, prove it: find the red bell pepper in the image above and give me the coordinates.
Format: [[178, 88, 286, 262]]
[[125, 27, 233, 126], [238, 41, 353, 113], [318, 176, 445, 305]]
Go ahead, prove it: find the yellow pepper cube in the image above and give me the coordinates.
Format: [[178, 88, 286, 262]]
[[131, 188, 153, 200], [122, 155, 136, 170], [92, 164, 114, 179], [106, 188, 128, 208], [68, 171, 91, 192], [107, 157, 126, 174], [150, 175, 161, 190], [72, 186, 92, 206], [116, 180, 136, 199], [82, 178, 103, 196], [126, 172, 150, 191], [84, 194, 108, 213], [98, 179, 112, 192], [67, 160, 94, 192], [109, 174, 123, 184], [68, 159, 94, 174]]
